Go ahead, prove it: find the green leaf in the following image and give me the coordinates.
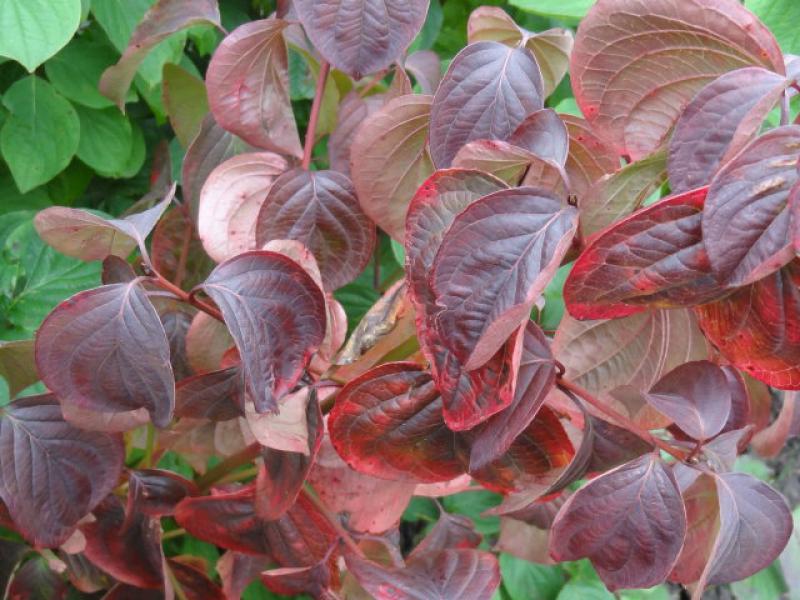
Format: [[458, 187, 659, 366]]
[[1, 76, 80, 192], [45, 35, 135, 109], [334, 281, 379, 333], [556, 580, 613, 600], [746, 0, 800, 54], [162, 63, 209, 148], [0, 219, 100, 333], [74, 105, 134, 177], [553, 97, 581, 117], [409, 0, 444, 53], [116, 120, 146, 179], [509, 0, 596, 20], [618, 586, 671, 600], [500, 554, 565, 600], [537, 263, 571, 331], [0, 0, 81, 71], [46, 160, 93, 207], [779, 506, 800, 599], [735, 455, 773, 482], [0, 170, 51, 215], [731, 561, 788, 600], [441, 489, 502, 536]]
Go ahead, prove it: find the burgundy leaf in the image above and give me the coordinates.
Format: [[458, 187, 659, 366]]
[[586, 416, 653, 473], [101, 584, 162, 600], [695, 260, 800, 389], [169, 559, 226, 600], [668, 67, 788, 192], [200, 251, 326, 413], [549, 453, 686, 590], [561, 114, 619, 198], [669, 472, 719, 586], [452, 140, 542, 187], [218, 551, 272, 600], [260, 545, 337, 600], [328, 91, 384, 176], [206, 18, 302, 157], [101, 255, 137, 285], [36, 280, 175, 427], [431, 187, 577, 370], [99, 0, 220, 108], [198, 152, 289, 262], [719, 366, 752, 436], [565, 186, 726, 319], [175, 367, 244, 421], [508, 109, 569, 166], [468, 321, 556, 470], [429, 41, 544, 168], [60, 403, 149, 433], [405, 50, 442, 95], [346, 548, 500, 600], [409, 511, 481, 559], [0, 394, 124, 548], [293, 0, 429, 79], [329, 362, 466, 483], [128, 469, 198, 518], [7, 556, 68, 600], [185, 311, 233, 374], [151, 207, 214, 290], [571, 0, 784, 160], [702, 125, 800, 286]]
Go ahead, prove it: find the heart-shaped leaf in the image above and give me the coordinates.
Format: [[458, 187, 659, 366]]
[[206, 18, 302, 157], [668, 67, 788, 193], [0, 0, 81, 72], [429, 41, 544, 168], [0, 394, 124, 548], [255, 169, 375, 290], [293, 0, 430, 79], [571, 0, 784, 159], [197, 152, 289, 262], [703, 125, 800, 287], [550, 453, 686, 590]]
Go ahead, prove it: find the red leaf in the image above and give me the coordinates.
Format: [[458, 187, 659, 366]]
[[201, 251, 327, 413], [260, 546, 337, 599], [293, 0, 430, 79], [36, 281, 175, 427], [175, 367, 245, 421], [169, 559, 226, 600], [571, 0, 784, 159], [206, 19, 302, 157], [549, 453, 686, 590], [0, 394, 124, 548], [703, 125, 800, 286], [561, 114, 619, 198], [218, 551, 271, 600], [429, 41, 544, 168], [151, 207, 214, 290], [255, 169, 375, 290]]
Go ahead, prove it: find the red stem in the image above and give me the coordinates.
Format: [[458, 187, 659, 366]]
[[302, 61, 331, 170], [151, 271, 224, 323]]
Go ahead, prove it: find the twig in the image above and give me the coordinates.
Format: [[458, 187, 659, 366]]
[[195, 443, 262, 492], [151, 271, 224, 322], [302, 61, 331, 170]]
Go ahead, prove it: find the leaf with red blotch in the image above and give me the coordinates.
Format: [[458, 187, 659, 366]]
[[571, 0, 784, 160], [151, 208, 215, 290], [254, 391, 323, 520], [329, 362, 467, 483], [206, 19, 301, 157], [549, 453, 686, 590], [405, 51, 442, 95], [34, 186, 174, 262], [201, 251, 326, 413], [346, 548, 501, 600], [293, 0, 429, 79], [561, 114, 619, 198], [182, 115, 252, 219], [508, 109, 569, 166], [695, 260, 800, 389], [82, 495, 165, 589], [218, 551, 272, 600], [431, 187, 578, 370], [578, 148, 667, 238], [328, 91, 384, 177], [669, 67, 788, 193], [0, 394, 124, 548], [36, 280, 175, 427], [198, 152, 289, 263], [467, 321, 556, 470], [429, 41, 544, 168], [452, 140, 542, 187], [175, 367, 244, 421], [645, 361, 732, 441], [703, 126, 800, 287], [128, 469, 198, 518], [99, 0, 220, 109], [255, 168, 375, 290], [176, 486, 337, 565], [7, 556, 68, 600], [565, 186, 728, 319]]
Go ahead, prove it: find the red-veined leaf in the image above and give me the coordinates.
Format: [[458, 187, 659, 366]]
[[703, 125, 800, 287], [0, 394, 123, 548], [206, 19, 302, 157], [293, 0, 429, 79], [255, 169, 375, 290], [561, 114, 619, 198], [198, 152, 289, 263], [668, 67, 788, 193], [200, 251, 326, 413], [549, 453, 686, 590], [429, 41, 544, 168], [36, 280, 175, 427], [571, 0, 784, 160]]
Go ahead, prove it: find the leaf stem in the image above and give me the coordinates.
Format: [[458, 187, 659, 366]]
[[162, 528, 186, 541], [302, 60, 331, 170], [302, 484, 365, 558], [195, 443, 262, 492], [151, 271, 224, 322], [557, 377, 688, 462]]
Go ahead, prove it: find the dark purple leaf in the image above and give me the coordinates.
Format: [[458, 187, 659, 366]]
[[405, 50, 442, 95], [431, 187, 577, 370], [586, 416, 652, 473], [7, 556, 68, 600], [669, 67, 788, 192], [549, 453, 686, 590], [218, 551, 272, 600], [429, 41, 544, 168], [452, 140, 543, 187], [201, 251, 326, 413], [169, 559, 226, 600], [508, 109, 569, 165], [720, 366, 751, 436], [206, 18, 302, 157], [0, 394, 124, 548], [328, 91, 384, 176], [409, 511, 481, 559], [36, 281, 175, 427], [293, 0, 430, 79], [128, 469, 198, 518], [160, 307, 193, 381], [175, 366, 244, 421], [0, 539, 28, 593], [151, 207, 215, 290], [703, 125, 800, 286]]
